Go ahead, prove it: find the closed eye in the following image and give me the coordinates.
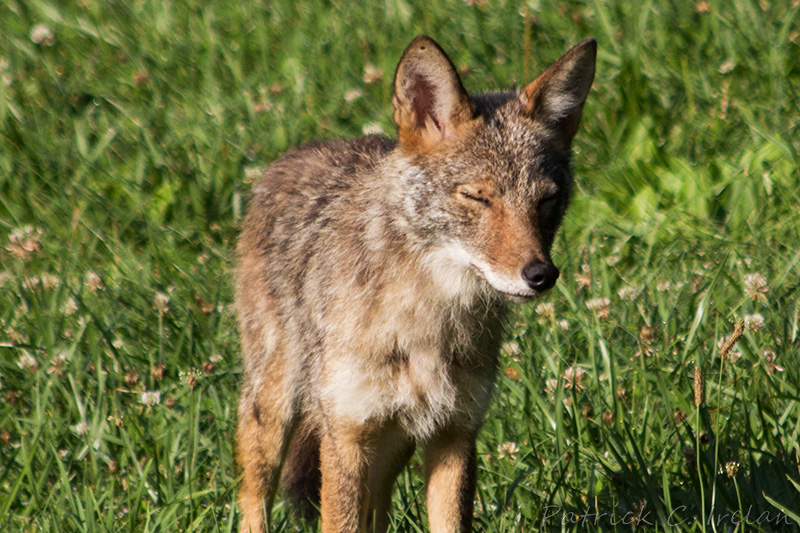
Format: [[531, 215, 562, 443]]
[[461, 191, 491, 206], [539, 194, 558, 207]]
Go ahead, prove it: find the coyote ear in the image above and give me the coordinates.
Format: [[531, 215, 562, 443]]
[[520, 39, 596, 147], [392, 36, 475, 153]]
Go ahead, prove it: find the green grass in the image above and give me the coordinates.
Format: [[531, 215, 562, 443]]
[[1, 0, 799, 531]]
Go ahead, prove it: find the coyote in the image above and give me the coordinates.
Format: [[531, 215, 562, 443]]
[[236, 35, 596, 533]]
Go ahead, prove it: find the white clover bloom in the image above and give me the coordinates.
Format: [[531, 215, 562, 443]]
[[63, 297, 78, 315], [41, 274, 60, 289], [140, 391, 161, 406], [586, 297, 611, 310], [16, 352, 38, 371], [617, 286, 638, 301], [743, 273, 768, 302], [744, 313, 765, 331], [344, 89, 363, 102], [6, 226, 42, 260], [84, 271, 103, 292], [563, 365, 586, 392], [501, 341, 520, 357], [362, 64, 383, 84], [497, 441, 519, 460], [535, 302, 555, 317], [719, 60, 736, 74], [585, 297, 611, 319], [30, 24, 55, 46], [362, 122, 384, 136], [154, 292, 170, 313]]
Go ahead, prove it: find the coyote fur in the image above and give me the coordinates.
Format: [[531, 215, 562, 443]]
[[236, 35, 596, 532]]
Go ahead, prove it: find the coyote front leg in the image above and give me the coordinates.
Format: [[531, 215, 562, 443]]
[[365, 429, 416, 533], [319, 425, 370, 533], [424, 431, 478, 533]]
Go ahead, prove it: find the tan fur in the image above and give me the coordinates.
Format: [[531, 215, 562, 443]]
[[235, 35, 596, 532], [424, 430, 478, 532]]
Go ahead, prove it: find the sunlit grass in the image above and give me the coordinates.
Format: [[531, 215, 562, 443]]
[[1, 0, 799, 531]]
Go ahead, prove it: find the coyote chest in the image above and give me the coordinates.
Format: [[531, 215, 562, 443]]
[[323, 341, 462, 440], [318, 278, 501, 440]]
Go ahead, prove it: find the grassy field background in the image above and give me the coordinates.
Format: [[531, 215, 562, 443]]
[[2, 0, 799, 531]]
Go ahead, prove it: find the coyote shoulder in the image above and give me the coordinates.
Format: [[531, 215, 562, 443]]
[[236, 35, 596, 533]]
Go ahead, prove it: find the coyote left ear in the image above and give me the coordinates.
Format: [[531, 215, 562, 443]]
[[393, 36, 475, 153], [521, 39, 596, 147]]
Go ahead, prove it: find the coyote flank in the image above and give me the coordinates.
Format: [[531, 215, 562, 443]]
[[236, 35, 596, 533]]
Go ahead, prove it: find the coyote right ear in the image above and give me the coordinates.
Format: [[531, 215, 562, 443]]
[[520, 39, 596, 148], [392, 36, 475, 153]]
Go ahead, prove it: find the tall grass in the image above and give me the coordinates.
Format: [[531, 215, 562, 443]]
[[1, 0, 799, 531]]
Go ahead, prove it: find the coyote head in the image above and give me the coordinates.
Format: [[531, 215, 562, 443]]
[[392, 36, 596, 300]]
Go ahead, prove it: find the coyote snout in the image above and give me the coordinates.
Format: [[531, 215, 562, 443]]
[[236, 35, 596, 533], [454, 200, 564, 299], [466, 255, 559, 301]]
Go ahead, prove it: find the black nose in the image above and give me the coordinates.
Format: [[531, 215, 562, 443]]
[[521, 261, 560, 292]]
